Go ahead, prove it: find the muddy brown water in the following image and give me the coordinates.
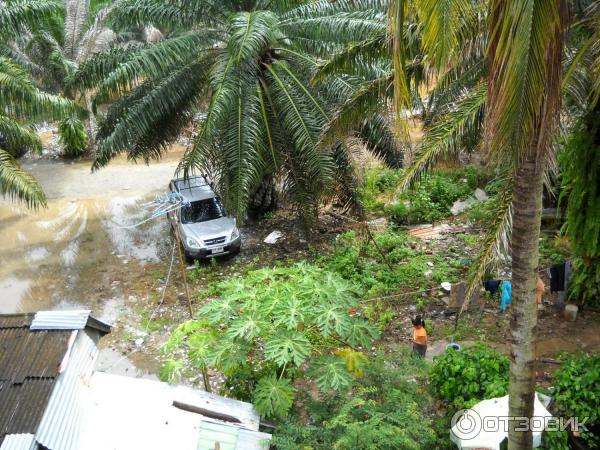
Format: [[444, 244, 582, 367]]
[[0, 147, 186, 377]]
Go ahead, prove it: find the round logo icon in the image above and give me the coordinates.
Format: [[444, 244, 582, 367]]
[[451, 409, 482, 441]]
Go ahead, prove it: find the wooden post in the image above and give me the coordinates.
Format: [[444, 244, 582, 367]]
[[174, 225, 194, 319]]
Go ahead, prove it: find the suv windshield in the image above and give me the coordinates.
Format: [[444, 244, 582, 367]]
[[181, 198, 225, 224]]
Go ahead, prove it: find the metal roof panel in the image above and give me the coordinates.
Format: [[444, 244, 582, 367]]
[[0, 434, 36, 450], [30, 310, 91, 331], [36, 331, 98, 450]]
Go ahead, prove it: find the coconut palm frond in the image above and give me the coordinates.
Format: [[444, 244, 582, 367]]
[[0, 0, 61, 36], [0, 57, 82, 121], [424, 58, 486, 124], [282, 0, 388, 20], [281, 1, 386, 56], [93, 61, 209, 169], [320, 73, 393, 147], [0, 148, 46, 208], [0, 115, 41, 154], [389, 0, 412, 148], [68, 43, 145, 91], [396, 82, 487, 194], [312, 31, 388, 82], [267, 60, 333, 218], [486, 0, 566, 167], [415, 0, 472, 70], [92, 31, 215, 103], [461, 182, 513, 313], [358, 113, 404, 168], [586, 1, 600, 105]]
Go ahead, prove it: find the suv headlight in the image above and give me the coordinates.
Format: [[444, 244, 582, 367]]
[[230, 227, 240, 241], [187, 237, 202, 249]]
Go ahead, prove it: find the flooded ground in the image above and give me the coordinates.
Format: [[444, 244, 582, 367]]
[[0, 147, 187, 376]]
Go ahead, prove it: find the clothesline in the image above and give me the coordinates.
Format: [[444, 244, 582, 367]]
[[366, 285, 447, 302]]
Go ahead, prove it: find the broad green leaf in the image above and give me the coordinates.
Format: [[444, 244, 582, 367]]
[[264, 331, 311, 366], [309, 355, 353, 392], [253, 375, 295, 419]]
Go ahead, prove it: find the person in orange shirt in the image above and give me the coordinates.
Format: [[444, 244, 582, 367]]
[[412, 315, 428, 357], [537, 276, 545, 308]]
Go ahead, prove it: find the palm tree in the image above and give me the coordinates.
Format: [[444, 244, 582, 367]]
[[486, 2, 566, 448], [1, 0, 81, 206], [0, 56, 81, 207], [3, 0, 120, 154], [382, 1, 593, 449], [71, 0, 402, 223]]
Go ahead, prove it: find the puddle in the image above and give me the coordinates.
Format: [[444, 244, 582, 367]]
[[0, 277, 32, 313], [96, 348, 160, 380], [0, 147, 184, 375]]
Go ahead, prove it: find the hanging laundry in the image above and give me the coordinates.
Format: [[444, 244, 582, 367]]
[[550, 263, 566, 292], [484, 279, 501, 295], [500, 280, 512, 312], [536, 277, 545, 305]]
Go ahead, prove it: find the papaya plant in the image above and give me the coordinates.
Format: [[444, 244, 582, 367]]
[[163, 262, 379, 418]]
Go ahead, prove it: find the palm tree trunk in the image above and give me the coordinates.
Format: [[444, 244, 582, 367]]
[[84, 91, 97, 153], [508, 153, 544, 450], [248, 176, 278, 220]]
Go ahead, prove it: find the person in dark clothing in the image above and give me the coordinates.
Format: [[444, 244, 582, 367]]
[[412, 316, 427, 357], [550, 263, 566, 292], [484, 280, 501, 295]]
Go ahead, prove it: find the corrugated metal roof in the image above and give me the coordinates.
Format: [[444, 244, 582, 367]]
[[30, 310, 92, 331], [0, 434, 36, 450], [0, 315, 34, 329], [237, 429, 271, 450], [0, 379, 55, 438], [0, 315, 73, 446], [198, 421, 238, 450], [36, 330, 98, 450], [0, 329, 69, 382], [197, 421, 271, 450]]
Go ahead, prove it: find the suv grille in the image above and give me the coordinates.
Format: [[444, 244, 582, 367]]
[[204, 236, 226, 246]]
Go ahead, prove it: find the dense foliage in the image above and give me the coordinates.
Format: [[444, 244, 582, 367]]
[[430, 344, 509, 409], [552, 354, 600, 447], [560, 105, 600, 304], [58, 117, 88, 157], [272, 353, 440, 450], [322, 228, 463, 298], [72, 0, 401, 222], [163, 262, 378, 418], [359, 165, 492, 224], [0, 55, 79, 206]]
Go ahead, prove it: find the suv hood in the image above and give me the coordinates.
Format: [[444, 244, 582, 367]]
[[182, 217, 236, 243]]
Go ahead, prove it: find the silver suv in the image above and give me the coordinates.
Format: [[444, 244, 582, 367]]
[[167, 176, 241, 260]]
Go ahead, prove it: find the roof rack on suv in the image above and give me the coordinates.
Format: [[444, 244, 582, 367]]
[[173, 175, 211, 192]]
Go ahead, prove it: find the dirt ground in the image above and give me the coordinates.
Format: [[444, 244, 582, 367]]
[[2, 145, 599, 384]]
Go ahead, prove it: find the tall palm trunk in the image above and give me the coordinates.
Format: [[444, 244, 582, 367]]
[[84, 91, 97, 153], [484, 2, 566, 449], [508, 151, 544, 449]]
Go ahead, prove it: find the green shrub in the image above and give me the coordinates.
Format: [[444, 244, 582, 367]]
[[272, 353, 440, 450], [430, 344, 509, 409], [163, 263, 379, 419], [467, 197, 497, 224], [58, 117, 88, 157], [358, 168, 403, 214], [552, 354, 600, 447], [540, 430, 569, 450], [323, 229, 462, 297]]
